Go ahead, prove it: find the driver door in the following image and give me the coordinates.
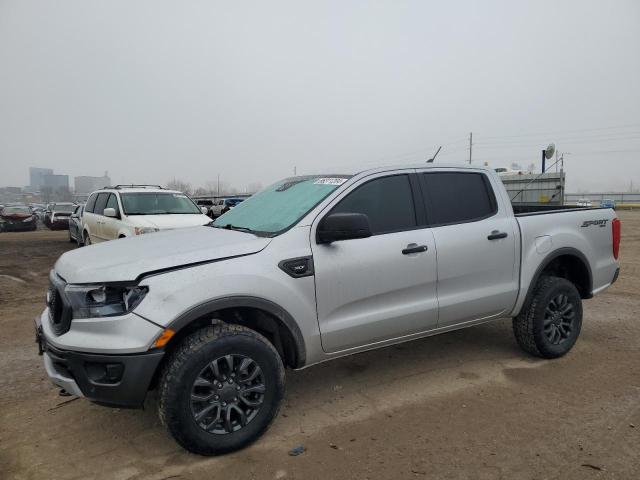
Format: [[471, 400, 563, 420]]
[[100, 193, 123, 240], [311, 171, 439, 353]]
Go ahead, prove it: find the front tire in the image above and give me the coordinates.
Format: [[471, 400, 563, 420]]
[[513, 276, 583, 359], [158, 324, 285, 455], [83, 232, 92, 245]]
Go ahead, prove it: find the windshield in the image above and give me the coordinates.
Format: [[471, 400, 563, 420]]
[[212, 175, 351, 235], [53, 204, 75, 213], [121, 192, 202, 215], [225, 198, 243, 206], [2, 206, 31, 214]]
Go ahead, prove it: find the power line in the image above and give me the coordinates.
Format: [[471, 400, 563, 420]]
[[477, 123, 640, 141]]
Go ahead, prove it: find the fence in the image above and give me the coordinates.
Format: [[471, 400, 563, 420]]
[[564, 193, 640, 205]]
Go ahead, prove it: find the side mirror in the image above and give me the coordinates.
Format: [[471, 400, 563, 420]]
[[103, 207, 117, 218], [201, 206, 209, 214], [317, 213, 372, 244]]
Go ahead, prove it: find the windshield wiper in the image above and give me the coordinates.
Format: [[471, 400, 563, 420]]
[[211, 223, 257, 234]]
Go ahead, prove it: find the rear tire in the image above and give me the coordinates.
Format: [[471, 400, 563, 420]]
[[513, 276, 583, 359], [158, 323, 285, 455]]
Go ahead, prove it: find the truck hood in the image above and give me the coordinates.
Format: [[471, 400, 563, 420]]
[[126, 213, 211, 229], [54, 226, 271, 283], [1, 212, 32, 220]]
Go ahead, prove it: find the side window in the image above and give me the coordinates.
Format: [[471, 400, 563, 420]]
[[85, 193, 98, 213], [105, 194, 120, 215], [422, 172, 497, 225], [93, 193, 110, 216], [330, 174, 417, 235]]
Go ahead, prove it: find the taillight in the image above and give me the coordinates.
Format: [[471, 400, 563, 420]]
[[612, 217, 621, 260]]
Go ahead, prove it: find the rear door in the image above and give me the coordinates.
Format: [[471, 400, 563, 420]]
[[418, 170, 519, 327], [311, 171, 439, 353]]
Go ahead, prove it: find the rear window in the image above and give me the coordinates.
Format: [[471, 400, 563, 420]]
[[422, 172, 497, 226], [53, 204, 75, 213]]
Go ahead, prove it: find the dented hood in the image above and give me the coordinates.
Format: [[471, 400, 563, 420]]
[[54, 226, 271, 283]]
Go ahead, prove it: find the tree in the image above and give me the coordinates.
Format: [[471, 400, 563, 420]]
[[166, 179, 192, 195], [247, 182, 263, 193]]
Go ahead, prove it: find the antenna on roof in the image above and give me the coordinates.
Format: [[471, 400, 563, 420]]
[[427, 146, 442, 163]]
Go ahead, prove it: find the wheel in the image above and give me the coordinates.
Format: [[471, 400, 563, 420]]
[[513, 276, 583, 359], [158, 323, 285, 455], [83, 232, 92, 245]]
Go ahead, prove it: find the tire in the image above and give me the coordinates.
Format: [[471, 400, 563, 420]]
[[158, 323, 285, 455], [83, 232, 91, 245], [513, 276, 583, 359]]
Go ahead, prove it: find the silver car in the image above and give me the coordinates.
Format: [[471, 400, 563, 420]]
[[36, 164, 620, 455]]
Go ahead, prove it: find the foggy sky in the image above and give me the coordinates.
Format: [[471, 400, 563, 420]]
[[1, 0, 639, 193]]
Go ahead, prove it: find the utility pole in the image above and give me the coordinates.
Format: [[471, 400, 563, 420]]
[[469, 132, 473, 164], [217, 174, 220, 195], [294, 166, 297, 176]]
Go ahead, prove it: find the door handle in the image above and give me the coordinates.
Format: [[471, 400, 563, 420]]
[[488, 230, 508, 240], [402, 244, 428, 255]]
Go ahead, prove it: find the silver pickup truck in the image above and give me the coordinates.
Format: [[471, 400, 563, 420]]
[[36, 164, 621, 454]]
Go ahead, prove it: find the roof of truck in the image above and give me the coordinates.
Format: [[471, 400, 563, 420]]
[[306, 162, 491, 178]]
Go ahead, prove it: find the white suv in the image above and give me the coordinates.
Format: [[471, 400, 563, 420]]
[[82, 185, 211, 244]]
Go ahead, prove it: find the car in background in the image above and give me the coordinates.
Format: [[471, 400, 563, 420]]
[[68, 204, 85, 246], [600, 199, 616, 209], [30, 205, 46, 222], [81, 185, 212, 244], [576, 198, 593, 208], [210, 197, 245, 217], [196, 199, 215, 218], [44, 203, 76, 230], [0, 205, 38, 232]]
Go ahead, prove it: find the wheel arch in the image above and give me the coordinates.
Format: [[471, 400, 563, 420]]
[[162, 296, 306, 370], [524, 247, 593, 305]]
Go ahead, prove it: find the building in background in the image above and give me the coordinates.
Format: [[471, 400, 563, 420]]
[[27, 167, 53, 191], [43, 174, 69, 190], [40, 174, 71, 203], [74, 172, 111, 194]]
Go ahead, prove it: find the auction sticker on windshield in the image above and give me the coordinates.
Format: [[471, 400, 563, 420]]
[[314, 178, 347, 185]]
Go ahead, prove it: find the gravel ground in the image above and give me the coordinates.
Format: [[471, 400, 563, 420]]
[[1, 213, 638, 480]]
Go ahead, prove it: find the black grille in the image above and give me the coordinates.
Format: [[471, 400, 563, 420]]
[[47, 271, 72, 336]]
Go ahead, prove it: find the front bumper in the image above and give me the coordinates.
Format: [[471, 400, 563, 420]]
[[36, 321, 164, 408], [0, 221, 36, 231]]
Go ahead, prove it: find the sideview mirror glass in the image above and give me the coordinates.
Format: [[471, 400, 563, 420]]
[[317, 213, 372, 244], [103, 207, 117, 218]]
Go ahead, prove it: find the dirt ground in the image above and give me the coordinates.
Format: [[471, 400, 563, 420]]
[[1, 213, 638, 480]]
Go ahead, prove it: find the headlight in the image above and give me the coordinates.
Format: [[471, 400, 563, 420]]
[[65, 284, 148, 319], [134, 227, 159, 235], [23, 216, 34, 222]]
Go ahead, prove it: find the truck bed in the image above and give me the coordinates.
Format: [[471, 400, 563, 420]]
[[513, 205, 607, 216]]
